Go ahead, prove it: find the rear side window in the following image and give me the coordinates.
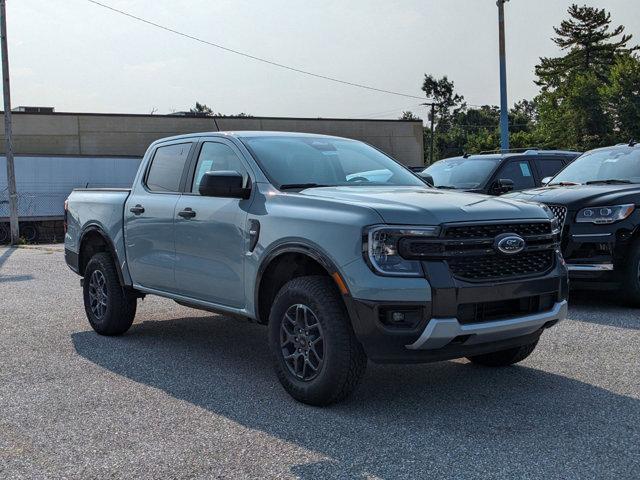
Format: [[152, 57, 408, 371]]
[[495, 160, 535, 190], [146, 143, 192, 192], [536, 159, 564, 179]]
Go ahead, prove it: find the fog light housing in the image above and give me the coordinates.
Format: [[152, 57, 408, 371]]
[[379, 307, 423, 329]]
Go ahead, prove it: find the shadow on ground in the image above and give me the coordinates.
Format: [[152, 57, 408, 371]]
[[568, 290, 639, 329], [72, 314, 638, 478], [0, 247, 33, 283]]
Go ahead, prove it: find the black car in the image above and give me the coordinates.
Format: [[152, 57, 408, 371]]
[[507, 142, 640, 302], [420, 150, 581, 195]]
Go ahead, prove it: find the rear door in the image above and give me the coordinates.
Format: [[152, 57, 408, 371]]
[[124, 140, 194, 292], [173, 138, 253, 307]]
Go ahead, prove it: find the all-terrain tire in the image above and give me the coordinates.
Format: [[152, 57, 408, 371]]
[[466, 340, 539, 367], [623, 240, 640, 307], [83, 252, 137, 336], [268, 276, 367, 406]]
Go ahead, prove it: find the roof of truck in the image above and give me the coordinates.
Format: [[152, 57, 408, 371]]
[[154, 131, 350, 144]]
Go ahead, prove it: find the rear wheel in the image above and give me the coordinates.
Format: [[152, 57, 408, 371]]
[[83, 252, 137, 335], [19, 222, 39, 243], [623, 240, 640, 306], [268, 276, 367, 406], [0, 223, 8, 244], [466, 340, 539, 367]]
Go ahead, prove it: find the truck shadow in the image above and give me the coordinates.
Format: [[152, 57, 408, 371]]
[[71, 315, 638, 478], [0, 247, 34, 283], [568, 290, 639, 330]]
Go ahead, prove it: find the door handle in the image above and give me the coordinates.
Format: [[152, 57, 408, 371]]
[[130, 204, 145, 215], [178, 208, 196, 219]]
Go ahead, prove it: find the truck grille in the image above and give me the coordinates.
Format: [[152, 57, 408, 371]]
[[547, 205, 568, 232], [447, 250, 555, 281], [457, 293, 557, 324], [399, 221, 558, 282]]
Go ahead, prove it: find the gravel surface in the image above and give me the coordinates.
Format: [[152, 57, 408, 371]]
[[1, 245, 638, 479]]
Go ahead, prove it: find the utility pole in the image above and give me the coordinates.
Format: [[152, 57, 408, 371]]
[[0, 0, 18, 244], [422, 102, 437, 164], [497, 0, 510, 152]]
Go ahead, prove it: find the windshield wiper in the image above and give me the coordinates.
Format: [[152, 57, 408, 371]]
[[435, 185, 458, 189], [585, 179, 633, 185], [549, 181, 581, 186], [279, 183, 332, 190]]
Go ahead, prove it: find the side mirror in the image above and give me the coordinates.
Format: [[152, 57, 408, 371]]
[[491, 178, 515, 195], [419, 172, 434, 187], [199, 171, 250, 199], [541, 176, 552, 186]]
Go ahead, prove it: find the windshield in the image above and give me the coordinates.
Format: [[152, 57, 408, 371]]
[[551, 148, 640, 184], [240, 136, 426, 188], [424, 157, 500, 189]]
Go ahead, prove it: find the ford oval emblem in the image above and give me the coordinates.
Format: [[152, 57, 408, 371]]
[[495, 233, 526, 255]]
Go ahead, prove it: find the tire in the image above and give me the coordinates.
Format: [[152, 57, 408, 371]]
[[623, 240, 640, 306], [466, 340, 539, 367], [83, 252, 137, 336], [0, 223, 8, 244], [20, 223, 39, 243], [268, 276, 367, 406]]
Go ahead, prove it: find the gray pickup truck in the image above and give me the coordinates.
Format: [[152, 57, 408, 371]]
[[65, 131, 568, 405]]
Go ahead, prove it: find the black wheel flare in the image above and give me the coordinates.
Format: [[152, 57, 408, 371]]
[[88, 269, 108, 320], [280, 304, 325, 381]]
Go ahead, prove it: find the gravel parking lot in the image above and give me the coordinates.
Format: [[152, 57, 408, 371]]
[[1, 245, 638, 479]]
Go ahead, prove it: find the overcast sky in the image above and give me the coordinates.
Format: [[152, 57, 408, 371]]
[[5, 0, 640, 119]]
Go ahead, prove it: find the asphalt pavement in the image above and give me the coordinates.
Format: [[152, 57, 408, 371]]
[[0, 245, 638, 479]]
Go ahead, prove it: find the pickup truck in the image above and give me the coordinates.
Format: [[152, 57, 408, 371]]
[[65, 131, 568, 405]]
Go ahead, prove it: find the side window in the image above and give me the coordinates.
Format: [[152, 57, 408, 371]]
[[192, 142, 248, 193], [146, 143, 192, 192], [536, 159, 564, 179], [495, 160, 535, 190]]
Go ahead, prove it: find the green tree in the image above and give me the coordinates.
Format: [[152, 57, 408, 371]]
[[190, 102, 214, 115], [399, 110, 421, 121], [602, 54, 640, 141], [536, 4, 638, 89]]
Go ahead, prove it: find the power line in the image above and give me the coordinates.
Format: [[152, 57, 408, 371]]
[[84, 0, 429, 101]]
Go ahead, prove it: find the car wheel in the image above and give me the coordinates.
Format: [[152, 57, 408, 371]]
[[466, 340, 539, 367], [623, 240, 640, 306], [20, 223, 39, 243], [268, 276, 367, 406], [83, 252, 137, 336]]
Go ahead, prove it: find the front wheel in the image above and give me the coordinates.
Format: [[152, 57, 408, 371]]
[[83, 252, 137, 336], [466, 340, 539, 367], [268, 276, 367, 406]]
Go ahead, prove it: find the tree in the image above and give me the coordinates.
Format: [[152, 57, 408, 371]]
[[421, 75, 465, 128], [190, 102, 214, 116], [536, 4, 638, 89], [399, 111, 421, 121], [602, 54, 640, 141]]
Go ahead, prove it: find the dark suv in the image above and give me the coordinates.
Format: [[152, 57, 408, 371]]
[[420, 150, 581, 195], [507, 142, 640, 303]]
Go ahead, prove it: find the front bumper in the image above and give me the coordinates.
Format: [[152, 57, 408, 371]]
[[347, 255, 568, 364]]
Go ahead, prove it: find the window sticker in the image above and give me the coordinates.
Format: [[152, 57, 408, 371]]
[[519, 162, 532, 177]]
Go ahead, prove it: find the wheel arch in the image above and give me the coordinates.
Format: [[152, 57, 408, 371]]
[[254, 242, 350, 325], [78, 225, 125, 286]]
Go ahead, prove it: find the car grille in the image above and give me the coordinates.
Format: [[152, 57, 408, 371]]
[[547, 205, 568, 232], [399, 221, 558, 282], [447, 250, 555, 281], [457, 293, 557, 324]]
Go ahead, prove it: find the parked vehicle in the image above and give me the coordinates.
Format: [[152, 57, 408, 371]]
[[0, 155, 141, 243], [420, 150, 581, 195], [64, 132, 568, 405], [507, 141, 640, 302]]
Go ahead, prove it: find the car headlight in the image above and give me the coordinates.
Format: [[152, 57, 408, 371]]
[[576, 204, 635, 224], [364, 225, 439, 276]]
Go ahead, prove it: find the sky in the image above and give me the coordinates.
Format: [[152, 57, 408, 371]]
[[4, 0, 640, 119]]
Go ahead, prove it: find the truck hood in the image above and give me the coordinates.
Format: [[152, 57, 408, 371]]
[[298, 186, 549, 225], [506, 184, 640, 210]]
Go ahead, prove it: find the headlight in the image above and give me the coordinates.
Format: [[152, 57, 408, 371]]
[[364, 225, 439, 276], [576, 204, 635, 224]]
